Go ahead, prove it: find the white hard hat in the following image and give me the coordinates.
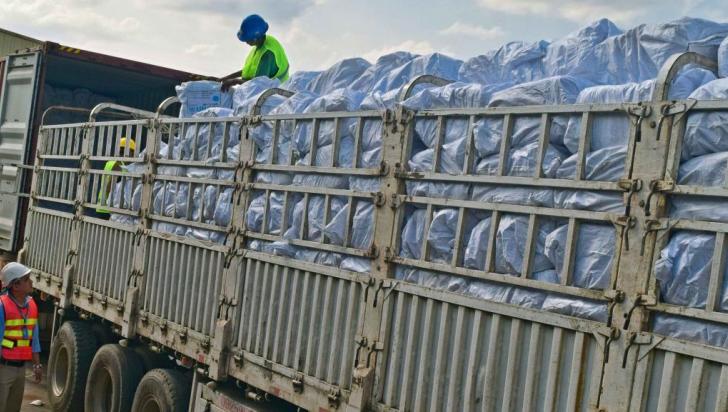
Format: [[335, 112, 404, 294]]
[[1, 262, 31, 286]]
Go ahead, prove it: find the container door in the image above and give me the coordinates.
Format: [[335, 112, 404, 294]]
[[0, 52, 41, 251]]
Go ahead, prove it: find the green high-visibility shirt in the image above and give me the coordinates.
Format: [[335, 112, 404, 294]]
[[241, 35, 289, 82]]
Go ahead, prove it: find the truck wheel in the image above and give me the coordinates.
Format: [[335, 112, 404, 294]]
[[85, 344, 144, 412], [47, 321, 98, 412], [131, 369, 190, 412]]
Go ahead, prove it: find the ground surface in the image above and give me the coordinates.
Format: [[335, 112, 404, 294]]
[[20, 363, 51, 412]]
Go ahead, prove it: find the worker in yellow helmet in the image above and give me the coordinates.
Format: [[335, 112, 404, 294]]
[[96, 138, 135, 217], [221, 14, 290, 91]]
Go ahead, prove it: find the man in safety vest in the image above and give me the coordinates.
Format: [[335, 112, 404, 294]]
[[0, 263, 41, 412], [221, 14, 290, 91], [96, 137, 135, 217]]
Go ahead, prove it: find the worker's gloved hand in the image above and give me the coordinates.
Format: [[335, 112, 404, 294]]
[[221, 79, 242, 92]]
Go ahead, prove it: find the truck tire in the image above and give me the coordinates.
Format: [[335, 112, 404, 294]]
[[47, 321, 98, 412], [85, 344, 144, 412], [131, 369, 191, 412]]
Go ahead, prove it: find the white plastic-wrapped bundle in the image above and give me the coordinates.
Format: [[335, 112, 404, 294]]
[[544, 223, 615, 290], [720, 37, 728, 78], [682, 78, 728, 160], [563, 67, 716, 154], [251, 91, 318, 185], [654, 231, 728, 310], [350, 52, 419, 93], [463, 216, 491, 270], [543, 18, 622, 82], [508, 270, 560, 309], [541, 294, 608, 322], [470, 142, 567, 208], [175, 81, 232, 118], [396, 267, 470, 295], [306, 58, 371, 95], [231, 77, 281, 112], [670, 151, 728, 223], [425, 209, 460, 264], [495, 214, 555, 275], [369, 53, 463, 94], [282, 71, 321, 93], [554, 146, 626, 213], [213, 188, 234, 227], [403, 82, 512, 200], [246, 191, 284, 234], [653, 314, 728, 348], [459, 40, 549, 85], [559, 17, 728, 85], [474, 76, 590, 157], [180, 107, 240, 166]]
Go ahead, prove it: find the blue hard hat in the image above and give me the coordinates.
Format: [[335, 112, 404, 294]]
[[237, 14, 269, 42]]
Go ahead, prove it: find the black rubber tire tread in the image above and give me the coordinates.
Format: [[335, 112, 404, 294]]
[[47, 321, 98, 412], [131, 368, 191, 412], [91, 322, 117, 346], [84, 344, 145, 412], [132, 346, 173, 373]]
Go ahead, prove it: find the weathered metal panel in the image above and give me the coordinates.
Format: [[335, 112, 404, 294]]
[[76, 220, 135, 303], [374, 288, 604, 412], [232, 255, 366, 390], [142, 235, 225, 336], [23, 208, 71, 279], [631, 345, 728, 412]]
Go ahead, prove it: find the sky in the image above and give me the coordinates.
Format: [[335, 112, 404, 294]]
[[1, 0, 727, 77]]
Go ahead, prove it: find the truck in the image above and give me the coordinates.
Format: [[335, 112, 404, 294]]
[[5, 44, 728, 412]]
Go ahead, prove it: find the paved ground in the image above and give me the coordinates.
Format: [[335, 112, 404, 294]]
[[20, 363, 51, 412]]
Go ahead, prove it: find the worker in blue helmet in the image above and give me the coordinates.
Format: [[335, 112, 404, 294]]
[[221, 14, 290, 91]]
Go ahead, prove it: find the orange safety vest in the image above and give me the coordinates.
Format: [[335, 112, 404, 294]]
[[0, 294, 38, 361]]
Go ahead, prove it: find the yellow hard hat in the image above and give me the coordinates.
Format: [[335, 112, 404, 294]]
[[119, 137, 136, 152]]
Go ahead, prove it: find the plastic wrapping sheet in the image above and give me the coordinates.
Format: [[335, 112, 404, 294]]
[[369, 53, 463, 94], [544, 223, 615, 290], [682, 78, 728, 160], [175, 81, 232, 118], [213, 188, 234, 227], [180, 107, 240, 166], [554, 145, 626, 213], [563, 67, 716, 154], [559, 17, 728, 84], [250, 91, 318, 166], [426, 208, 461, 264], [324, 201, 374, 249], [459, 40, 549, 85], [508, 270, 561, 309], [544, 18, 623, 81], [282, 71, 321, 93], [464, 216, 492, 270], [245, 191, 285, 235], [654, 231, 728, 310], [670, 151, 728, 223], [306, 58, 372, 95], [540, 294, 608, 322], [652, 314, 728, 348], [470, 142, 567, 208], [231, 77, 281, 113], [495, 214, 555, 275], [720, 37, 728, 78], [350, 52, 419, 93]]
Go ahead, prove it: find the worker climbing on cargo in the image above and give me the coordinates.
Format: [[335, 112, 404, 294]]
[[96, 137, 135, 218], [221, 14, 290, 91], [0, 263, 42, 412]]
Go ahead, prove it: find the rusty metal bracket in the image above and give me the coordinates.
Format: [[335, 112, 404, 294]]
[[292, 373, 304, 393], [643, 179, 675, 217], [621, 331, 658, 368], [328, 388, 342, 408], [622, 293, 657, 331], [655, 100, 696, 141], [594, 325, 621, 363], [611, 215, 636, 252], [626, 104, 652, 143], [640, 219, 671, 256]]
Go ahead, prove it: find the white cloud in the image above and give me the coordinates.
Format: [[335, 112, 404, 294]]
[[361, 40, 441, 63], [477, 0, 652, 24], [0, 0, 140, 41], [440, 22, 505, 39], [184, 44, 219, 56]]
